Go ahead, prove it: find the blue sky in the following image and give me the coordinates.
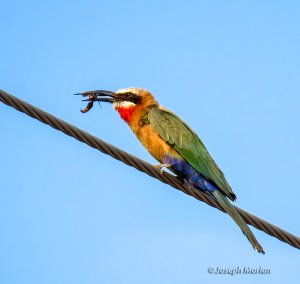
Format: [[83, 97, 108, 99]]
[[1, 0, 300, 283]]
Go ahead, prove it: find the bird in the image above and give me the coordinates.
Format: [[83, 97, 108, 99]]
[[75, 87, 265, 254]]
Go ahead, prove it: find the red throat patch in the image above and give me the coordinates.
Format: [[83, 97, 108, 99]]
[[115, 106, 135, 123]]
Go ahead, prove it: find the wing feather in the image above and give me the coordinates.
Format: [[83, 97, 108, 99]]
[[148, 107, 236, 201]]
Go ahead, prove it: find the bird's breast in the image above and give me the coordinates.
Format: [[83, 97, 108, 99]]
[[131, 124, 181, 163]]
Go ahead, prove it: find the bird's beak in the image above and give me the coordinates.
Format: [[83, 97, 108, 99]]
[[74, 90, 117, 104]]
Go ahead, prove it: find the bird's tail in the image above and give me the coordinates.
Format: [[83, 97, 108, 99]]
[[211, 190, 265, 254]]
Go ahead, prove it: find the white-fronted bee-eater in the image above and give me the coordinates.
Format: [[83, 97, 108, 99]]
[[75, 87, 265, 254]]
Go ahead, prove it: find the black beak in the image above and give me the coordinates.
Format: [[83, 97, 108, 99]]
[[74, 90, 116, 103], [74, 90, 117, 113]]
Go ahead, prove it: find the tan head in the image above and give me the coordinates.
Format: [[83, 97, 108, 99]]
[[113, 87, 158, 108]]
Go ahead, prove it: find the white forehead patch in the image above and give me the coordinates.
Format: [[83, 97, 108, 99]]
[[113, 101, 136, 109], [115, 87, 137, 94]]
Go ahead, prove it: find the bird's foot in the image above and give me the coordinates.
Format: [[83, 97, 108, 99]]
[[154, 163, 171, 174]]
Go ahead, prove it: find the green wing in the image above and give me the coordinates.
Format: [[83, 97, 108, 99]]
[[148, 107, 236, 201]]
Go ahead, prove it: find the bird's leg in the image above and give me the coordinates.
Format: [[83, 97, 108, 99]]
[[154, 163, 171, 174]]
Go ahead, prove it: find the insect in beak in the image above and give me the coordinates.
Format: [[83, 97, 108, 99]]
[[75, 90, 116, 113], [76, 94, 98, 113]]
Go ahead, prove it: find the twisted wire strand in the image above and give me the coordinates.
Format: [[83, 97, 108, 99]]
[[1, 89, 299, 250]]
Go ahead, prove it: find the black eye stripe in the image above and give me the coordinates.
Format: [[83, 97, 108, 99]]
[[125, 92, 133, 97], [119, 92, 141, 104]]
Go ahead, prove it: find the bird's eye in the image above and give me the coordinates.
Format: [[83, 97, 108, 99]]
[[125, 93, 131, 97]]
